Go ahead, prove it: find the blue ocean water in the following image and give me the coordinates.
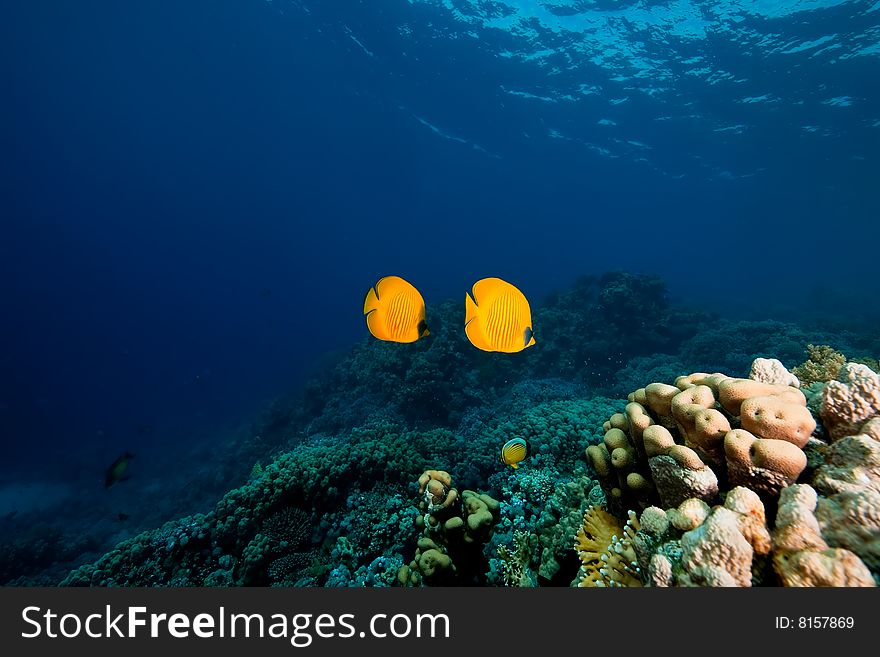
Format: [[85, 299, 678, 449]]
[[0, 1, 877, 585]]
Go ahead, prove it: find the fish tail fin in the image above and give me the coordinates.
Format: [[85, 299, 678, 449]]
[[465, 291, 478, 326]]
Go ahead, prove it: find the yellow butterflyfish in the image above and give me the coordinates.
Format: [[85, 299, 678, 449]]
[[464, 277, 535, 353], [501, 437, 531, 469], [363, 276, 430, 343]]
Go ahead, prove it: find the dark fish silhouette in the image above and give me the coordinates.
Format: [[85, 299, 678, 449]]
[[117, 512, 130, 521], [105, 452, 135, 488]]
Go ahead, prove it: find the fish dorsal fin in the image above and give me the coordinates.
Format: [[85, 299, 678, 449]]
[[471, 277, 506, 306], [375, 275, 410, 301]]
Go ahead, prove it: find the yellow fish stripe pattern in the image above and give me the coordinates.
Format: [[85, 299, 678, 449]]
[[363, 276, 430, 343], [465, 277, 535, 353], [501, 437, 530, 469]]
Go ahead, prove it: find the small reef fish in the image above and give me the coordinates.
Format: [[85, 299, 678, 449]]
[[465, 277, 536, 353], [501, 437, 530, 469], [105, 452, 135, 489], [117, 512, 129, 522], [363, 276, 430, 343]]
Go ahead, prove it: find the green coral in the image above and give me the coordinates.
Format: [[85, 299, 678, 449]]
[[60, 423, 466, 587], [497, 530, 537, 587], [484, 397, 618, 471], [793, 344, 847, 387], [850, 357, 879, 373]]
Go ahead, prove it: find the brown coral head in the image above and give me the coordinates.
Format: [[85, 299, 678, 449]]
[[586, 444, 611, 477], [750, 439, 807, 481], [642, 424, 675, 457], [667, 445, 706, 471], [739, 395, 816, 448], [425, 479, 448, 505]]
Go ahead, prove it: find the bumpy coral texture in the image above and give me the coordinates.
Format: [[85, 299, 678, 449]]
[[645, 487, 770, 588], [792, 345, 847, 388], [586, 362, 812, 510], [820, 363, 880, 439], [401, 470, 501, 586], [811, 432, 880, 571], [772, 484, 874, 587], [750, 357, 800, 388]]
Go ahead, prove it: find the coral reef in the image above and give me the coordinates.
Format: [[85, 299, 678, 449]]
[[6, 271, 871, 590]]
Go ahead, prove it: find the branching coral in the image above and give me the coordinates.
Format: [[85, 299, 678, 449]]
[[497, 530, 537, 587], [793, 345, 847, 388]]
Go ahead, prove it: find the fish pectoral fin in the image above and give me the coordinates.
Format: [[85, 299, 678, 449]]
[[464, 314, 491, 351], [376, 275, 409, 300], [511, 463, 518, 469], [366, 309, 388, 341], [471, 277, 505, 305]]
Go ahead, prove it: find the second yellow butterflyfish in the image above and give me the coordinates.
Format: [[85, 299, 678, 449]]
[[464, 277, 535, 353], [363, 276, 430, 343]]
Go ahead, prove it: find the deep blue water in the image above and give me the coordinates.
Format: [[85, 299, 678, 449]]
[[1, 0, 878, 488]]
